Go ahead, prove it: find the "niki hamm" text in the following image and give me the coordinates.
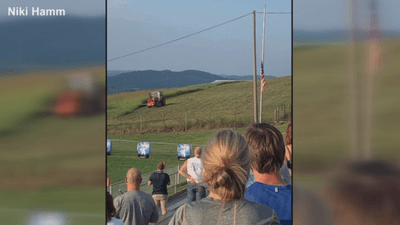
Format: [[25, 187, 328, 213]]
[[8, 7, 65, 16]]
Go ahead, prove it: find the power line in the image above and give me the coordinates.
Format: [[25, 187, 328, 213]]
[[257, 12, 291, 14], [108, 12, 253, 62]]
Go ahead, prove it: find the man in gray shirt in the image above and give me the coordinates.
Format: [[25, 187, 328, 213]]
[[114, 168, 159, 225]]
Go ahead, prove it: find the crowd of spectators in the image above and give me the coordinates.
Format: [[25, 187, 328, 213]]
[[108, 123, 292, 225], [107, 122, 400, 225]]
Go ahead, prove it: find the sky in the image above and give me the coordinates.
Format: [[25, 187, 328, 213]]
[[107, 0, 292, 76], [294, 0, 400, 31], [1, 1, 397, 76]]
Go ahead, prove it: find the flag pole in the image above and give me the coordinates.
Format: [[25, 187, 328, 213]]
[[365, 0, 381, 158], [253, 10, 258, 123], [259, 5, 266, 123]]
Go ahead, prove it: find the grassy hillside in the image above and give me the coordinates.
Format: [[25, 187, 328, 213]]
[[107, 82, 226, 118], [0, 66, 105, 224], [107, 76, 291, 133], [293, 38, 400, 189]]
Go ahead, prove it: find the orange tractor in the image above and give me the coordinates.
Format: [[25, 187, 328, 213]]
[[48, 73, 105, 116], [147, 91, 166, 108]]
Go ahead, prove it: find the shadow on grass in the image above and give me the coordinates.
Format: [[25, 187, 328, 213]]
[[0, 111, 49, 139]]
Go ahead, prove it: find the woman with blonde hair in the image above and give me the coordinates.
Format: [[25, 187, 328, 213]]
[[168, 130, 280, 225]]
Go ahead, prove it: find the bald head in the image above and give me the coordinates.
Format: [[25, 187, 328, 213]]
[[195, 147, 202, 157], [126, 168, 142, 185]]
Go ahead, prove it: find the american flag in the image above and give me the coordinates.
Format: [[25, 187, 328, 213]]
[[368, 0, 385, 74], [260, 62, 266, 93]]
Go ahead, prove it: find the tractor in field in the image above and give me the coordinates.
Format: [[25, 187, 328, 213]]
[[147, 91, 166, 108], [47, 73, 105, 116]]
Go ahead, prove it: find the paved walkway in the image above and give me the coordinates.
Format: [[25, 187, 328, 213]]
[[156, 189, 187, 225]]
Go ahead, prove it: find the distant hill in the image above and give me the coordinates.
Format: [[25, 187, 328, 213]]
[[107, 70, 134, 77], [220, 75, 275, 80], [293, 29, 400, 45], [107, 70, 275, 94], [0, 16, 105, 75]]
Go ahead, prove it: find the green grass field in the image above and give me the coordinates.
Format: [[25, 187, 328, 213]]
[[107, 82, 228, 118], [293, 38, 400, 190], [0, 66, 105, 224], [107, 76, 291, 133], [0, 188, 104, 224]]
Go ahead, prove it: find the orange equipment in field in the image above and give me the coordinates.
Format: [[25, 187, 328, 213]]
[[147, 91, 166, 108], [49, 73, 105, 117], [55, 89, 86, 116]]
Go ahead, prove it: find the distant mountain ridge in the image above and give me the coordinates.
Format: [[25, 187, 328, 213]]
[[107, 70, 276, 94], [294, 29, 400, 45], [0, 16, 105, 75], [221, 75, 275, 80], [107, 70, 134, 77]]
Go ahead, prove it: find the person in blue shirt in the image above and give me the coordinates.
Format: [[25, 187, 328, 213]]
[[243, 123, 292, 225]]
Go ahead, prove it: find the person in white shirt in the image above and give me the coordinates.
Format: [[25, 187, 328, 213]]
[[179, 147, 207, 202]]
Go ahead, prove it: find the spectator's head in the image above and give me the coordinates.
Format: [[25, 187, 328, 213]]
[[106, 191, 116, 222], [202, 130, 250, 201], [294, 185, 333, 225], [125, 168, 142, 190], [325, 160, 400, 225], [243, 123, 285, 174], [285, 123, 292, 145], [194, 147, 202, 158], [157, 162, 165, 171]]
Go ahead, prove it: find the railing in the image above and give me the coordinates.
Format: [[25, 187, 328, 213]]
[[108, 164, 187, 197]]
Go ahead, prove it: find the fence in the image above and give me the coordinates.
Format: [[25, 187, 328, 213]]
[[107, 105, 291, 133], [107, 164, 187, 198], [274, 105, 292, 122]]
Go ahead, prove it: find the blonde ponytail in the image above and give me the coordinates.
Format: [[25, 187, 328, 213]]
[[202, 130, 250, 202]]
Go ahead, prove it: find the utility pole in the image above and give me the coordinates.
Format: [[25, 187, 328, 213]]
[[349, 0, 359, 159], [253, 10, 258, 123]]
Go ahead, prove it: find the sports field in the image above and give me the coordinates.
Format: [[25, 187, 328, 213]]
[[107, 125, 288, 185]]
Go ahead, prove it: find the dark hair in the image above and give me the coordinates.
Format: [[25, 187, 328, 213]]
[[157, 162, 165, 171], [106, 191, 116, 222], [285, 123, 292, 145], [243, 123, 285, 173]]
